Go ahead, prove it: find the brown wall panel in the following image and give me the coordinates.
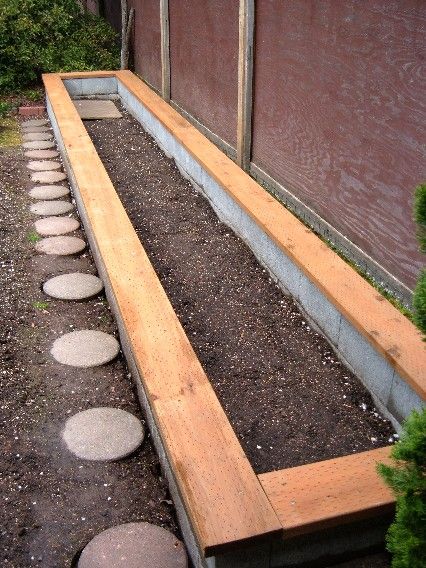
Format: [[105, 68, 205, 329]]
[[252, 0, 425, 289], [128, 0, 162, 91], [169, 0, 239, 147], [101, 0, 121, 32]]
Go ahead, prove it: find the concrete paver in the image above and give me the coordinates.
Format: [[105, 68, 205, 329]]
[[50, 329, 119, 367], [62, 407, 145, 461], [30, 200, 74, 215], [43, 272, 104, 300], [35, 235, 86, 256], [34, 216, 80, 236], [78, 522, 187, 568]]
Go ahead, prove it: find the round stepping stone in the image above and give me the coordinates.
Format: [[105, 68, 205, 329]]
[[62, 407, 144, 461], [22, 118, 49, 127], [29, 185, 69, 200], [43, 272, 103, 300], [21, 125, 51, 134], [35, 236, 86, 256], [30, 200, 73, 215], [22, 140, 55, 150], [31, 171, 67, 183], [78, 522, 187, 568], [24, 149, 59, 159], [34, 216, 79, 236], [22, 132, 53, 142], [51, 330, 119, 367], [27, 160, 61, 172]]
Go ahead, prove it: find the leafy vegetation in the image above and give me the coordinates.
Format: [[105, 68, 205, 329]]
[[0, 0, 119, 93], [378, 409, 426, 568], [414, 184, 426, 253], [413, 183, 426, 337]]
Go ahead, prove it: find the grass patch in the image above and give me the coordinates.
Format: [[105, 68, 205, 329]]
[[33, 300, 49, 310], [0, 116, 20, 147], [27, 231, 41, 243]]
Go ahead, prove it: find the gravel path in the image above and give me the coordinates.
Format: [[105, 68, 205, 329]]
[[0, 134, 180, 568]]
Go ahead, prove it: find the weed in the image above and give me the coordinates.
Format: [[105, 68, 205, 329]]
[[0, 116, 20, 147], [0, 101, 12, 118], [33, 301, 50, 310], [27, 231, 41, 244]]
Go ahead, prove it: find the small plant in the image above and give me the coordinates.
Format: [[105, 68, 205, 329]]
[[23, 89, 43, 102], [27, 231, 41, 243], [414, 184, 426, 253], [413, 270, 426, 336], [377, 409, 426, 568], [413, 183, 426, 337], [0, 101, 12, 118], [33, 300, 50, 310]]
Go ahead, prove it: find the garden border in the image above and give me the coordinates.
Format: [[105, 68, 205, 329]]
[[43, 71, 424, 567]]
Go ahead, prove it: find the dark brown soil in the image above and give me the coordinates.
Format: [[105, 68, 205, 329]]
[[85, 110, 396, 475], [0, 135, 180, 567]]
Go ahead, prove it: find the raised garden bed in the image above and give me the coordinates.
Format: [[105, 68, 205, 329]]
[[85, 109, 394, 474], [43, 71, 425, 568]]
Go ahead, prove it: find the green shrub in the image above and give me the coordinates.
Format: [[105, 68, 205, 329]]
[[413, 183, 426, 337], [413, 269, 426, 336], [0, 0, 119, 93], [414, 184, 426, 253], [377, 409, 426, 568], [0, 101, 12, 118]]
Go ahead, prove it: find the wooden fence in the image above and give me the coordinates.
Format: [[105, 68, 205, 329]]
[[101, 0, 425, 297]]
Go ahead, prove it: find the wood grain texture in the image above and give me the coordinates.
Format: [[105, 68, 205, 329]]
[[130, 0, 162, 91], [169, 0, 239, 147], [237, 0, 255, 170], [259, 447, 395, 537], [116, 70, 426, 400], [160, 0, 171, 101], [44, 72, 282, 555], [252, 0, 426, 289]]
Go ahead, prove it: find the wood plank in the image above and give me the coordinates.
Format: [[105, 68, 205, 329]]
[[43, 72, 282, 556], [160, 0, 171, 102], [116, 69, 426, 401], [237, 0, 255, 170], [259, 447, 395, 538]]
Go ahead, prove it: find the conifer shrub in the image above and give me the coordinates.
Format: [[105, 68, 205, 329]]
[[413, 184, 426, 337], [0, 0, 119, 93], [378, 409, 426, 568]]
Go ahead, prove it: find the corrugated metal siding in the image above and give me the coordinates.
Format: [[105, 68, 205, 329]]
[[169, 0, 239, 147], [252, 0, 425, 288]]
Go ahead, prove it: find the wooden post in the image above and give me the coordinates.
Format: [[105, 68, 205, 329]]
[[237, 0, 255, 171], [160, 0, 171, 102], [120, 0, 135, 70]]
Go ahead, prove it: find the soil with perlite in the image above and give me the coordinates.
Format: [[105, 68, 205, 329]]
[[85, 109, 396, 475]]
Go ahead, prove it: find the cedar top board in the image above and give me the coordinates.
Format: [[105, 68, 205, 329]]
[[43, 72, 282, 556], [259, 446, 395, 538]]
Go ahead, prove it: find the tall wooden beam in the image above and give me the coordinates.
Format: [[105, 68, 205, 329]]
[[237, 0, 255, 171], [160, 0, 171, 102]]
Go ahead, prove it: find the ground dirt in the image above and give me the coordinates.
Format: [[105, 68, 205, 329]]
[[85, 110, 396, 476], [0, 131, 180, 567]]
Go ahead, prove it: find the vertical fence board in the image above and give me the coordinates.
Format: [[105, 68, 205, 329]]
[[237, 0, 255, 170], [160, 0, 171, 101], [169, 0, 239, 147], [129, 0, 162, 91]]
